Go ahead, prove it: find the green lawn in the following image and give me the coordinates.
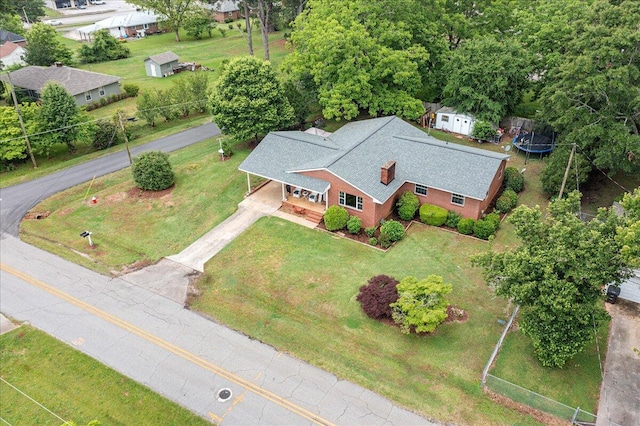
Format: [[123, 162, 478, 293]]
[[20, 137, 253, 274], [190, 218, 539, 425], [490, 323, 608, 414], [0, 326, 210, 426]]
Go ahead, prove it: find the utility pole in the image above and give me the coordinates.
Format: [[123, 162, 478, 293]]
[[558, 143, 576, 199], [22, 7, 30, 24], [6, 73, 37, 168], [117, 111, 133, 165]]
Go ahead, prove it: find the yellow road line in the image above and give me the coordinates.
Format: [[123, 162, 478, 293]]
[[1, 263, 335, 426]]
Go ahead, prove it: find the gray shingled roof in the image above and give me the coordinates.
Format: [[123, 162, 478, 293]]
[[1, 65, 121, 96], [145, 51, 179, 65], [0, 30, 26, 44], [239, 116, 510, 202]]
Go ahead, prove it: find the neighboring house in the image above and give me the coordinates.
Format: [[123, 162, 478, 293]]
[[0, 41, 26, 67], [204, 0, 242, 23], [239, 116, 509, 228], [144, 51, 179, 78], [76, 11, 160, 41], [0, 64, 121, 106], [434, 107, 477, 137], [0, 30, 27, 47]]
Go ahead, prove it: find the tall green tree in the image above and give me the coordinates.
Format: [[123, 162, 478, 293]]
[[183, 12, 214, 39], [130, 0, 197, 42], [0, 14, 26, 36], [136, 89, 161, 127], [1, 0, 45, 22], [23, 23, 73, 66], [442, 36, 531, 122], [472, 191, 630, 367], [209, 56, 293, 143], [284, 0, 431, 120], [37, 82, 81, 154], [78, 29, 131, 63], [0, 103, 39, 166], [536, 0, 640, 177], [617, 188, 640, 268]]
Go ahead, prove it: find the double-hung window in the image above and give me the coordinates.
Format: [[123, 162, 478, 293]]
[[99, 87, 106, 97], [339, 191, 363, 211], [451, 193, 465, 206], [85, 92, 92, 101], [415, 184, 428, 196]]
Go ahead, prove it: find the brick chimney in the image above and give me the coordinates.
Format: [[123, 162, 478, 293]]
[[380, 160, 396, 185]]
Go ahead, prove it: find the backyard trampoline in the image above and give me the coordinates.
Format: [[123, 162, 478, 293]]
[[512, 131, 556, 154]]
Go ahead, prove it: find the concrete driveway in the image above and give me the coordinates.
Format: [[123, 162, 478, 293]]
[[596, 300, 640, 426]]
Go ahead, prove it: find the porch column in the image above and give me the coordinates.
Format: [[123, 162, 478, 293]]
[[246, 172, 251, 195], [325, 191, 329, 209], [281, 183, 286, 201]]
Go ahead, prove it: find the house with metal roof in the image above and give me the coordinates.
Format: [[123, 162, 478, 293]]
[[0, 64, 121, 106], [144, 51, 179, 78], [76, 11, 160, 41], [239, 116, 510, 227]]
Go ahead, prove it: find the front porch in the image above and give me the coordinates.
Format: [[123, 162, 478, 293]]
[[249, 180, 326, 225]]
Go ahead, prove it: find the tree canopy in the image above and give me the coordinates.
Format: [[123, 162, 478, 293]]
[[284, 0, 431, 120], [78, 30, 132, 63], [442, 36, 531, 122], [37, 82, 82, 154], [23, 23, 73, 66], [209, 56, 293, 143], [534, 0, 640, 177], [472, 191, 630, 367], [391, 275, 452, 334], [129, 0, 198, 42], [1, 0, 45, 22]]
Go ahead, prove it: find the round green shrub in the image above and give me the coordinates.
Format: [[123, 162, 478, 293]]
[[132, 151, 175, 191], [396, 191, 420, 220], [365, 226, 377, 238], [504, 166, 525, 193], [473, 219, 496, 240], [445, 211, 462, 228], [123, 83, 140, 97], [379, 233, 392, 248], [419, 204, 448, 226], [380, 220, 405, 242], [496, 189, 518, 213], [472, 120, 496, 141], [484, 212, 501, 229], [457, 218, 475, 235], [347, 215, 362, 234], [323, 205, 349, 231], [92, 119, 121, 150], [368, 237, 377, 246]]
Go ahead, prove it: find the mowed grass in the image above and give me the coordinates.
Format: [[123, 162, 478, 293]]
[[490, 323, 608, 414], [190, 218, 540, 425], [0, 326, 209, 425], [20, 138, 252, 274], [73, 26, 290, 92]]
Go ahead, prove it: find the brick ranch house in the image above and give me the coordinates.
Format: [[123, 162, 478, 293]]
[[239, 116, 510, 228]]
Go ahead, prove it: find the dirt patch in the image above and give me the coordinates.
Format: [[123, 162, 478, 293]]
[[23, 211, 51, 220], [485, 389, 566, 426], [125, 185, 175, 199], [104, 192, 127, 203], [444, 305, 469, 323], [113, 259, 155, 276], [184, 271, 203, 309]]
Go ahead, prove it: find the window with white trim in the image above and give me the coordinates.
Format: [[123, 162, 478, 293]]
[[143, 23, 149, 29], [451, 193, 465, 206], [99, 87, 106, 97], [339, 191, 363, 211], [415, 184, 428, 196], [85, 92, 92, 101], [441, 115, 450, 122]]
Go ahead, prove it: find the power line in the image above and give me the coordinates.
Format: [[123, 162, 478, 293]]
[[0, 377, 68, 424]]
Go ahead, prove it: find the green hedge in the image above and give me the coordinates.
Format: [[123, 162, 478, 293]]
[[473, 219, 496, 240], [504, 166, 525, 193], [380, 220, 405, 241], [419, 204, 448, 226], [396, 191, 420, 220], [132, 151, 175, 191], [347, 215, 362, 234], [457, 218, 475, 235], [496, 189, 518, 213]]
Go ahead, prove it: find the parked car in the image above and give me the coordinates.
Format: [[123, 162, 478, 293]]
[[90, 0, 106, 4], [46, 19, 63, 25]]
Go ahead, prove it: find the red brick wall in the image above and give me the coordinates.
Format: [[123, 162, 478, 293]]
[[297, 159, 507, 226]]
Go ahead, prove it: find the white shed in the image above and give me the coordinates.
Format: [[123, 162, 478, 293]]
[[434, 107, 476, 136]]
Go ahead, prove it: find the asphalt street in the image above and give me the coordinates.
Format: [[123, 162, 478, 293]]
[[0, 236, 435, 425], [0, 122, 220, 235]]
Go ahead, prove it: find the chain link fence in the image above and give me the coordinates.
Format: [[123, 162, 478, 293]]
[[485, 374, 598, 424]]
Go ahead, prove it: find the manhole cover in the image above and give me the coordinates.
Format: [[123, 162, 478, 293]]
[[217, 388, 232, 402]]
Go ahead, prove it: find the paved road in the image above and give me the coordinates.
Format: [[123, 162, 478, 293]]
[[0, 122, 219, 236], [0, 236, 435, 426]]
